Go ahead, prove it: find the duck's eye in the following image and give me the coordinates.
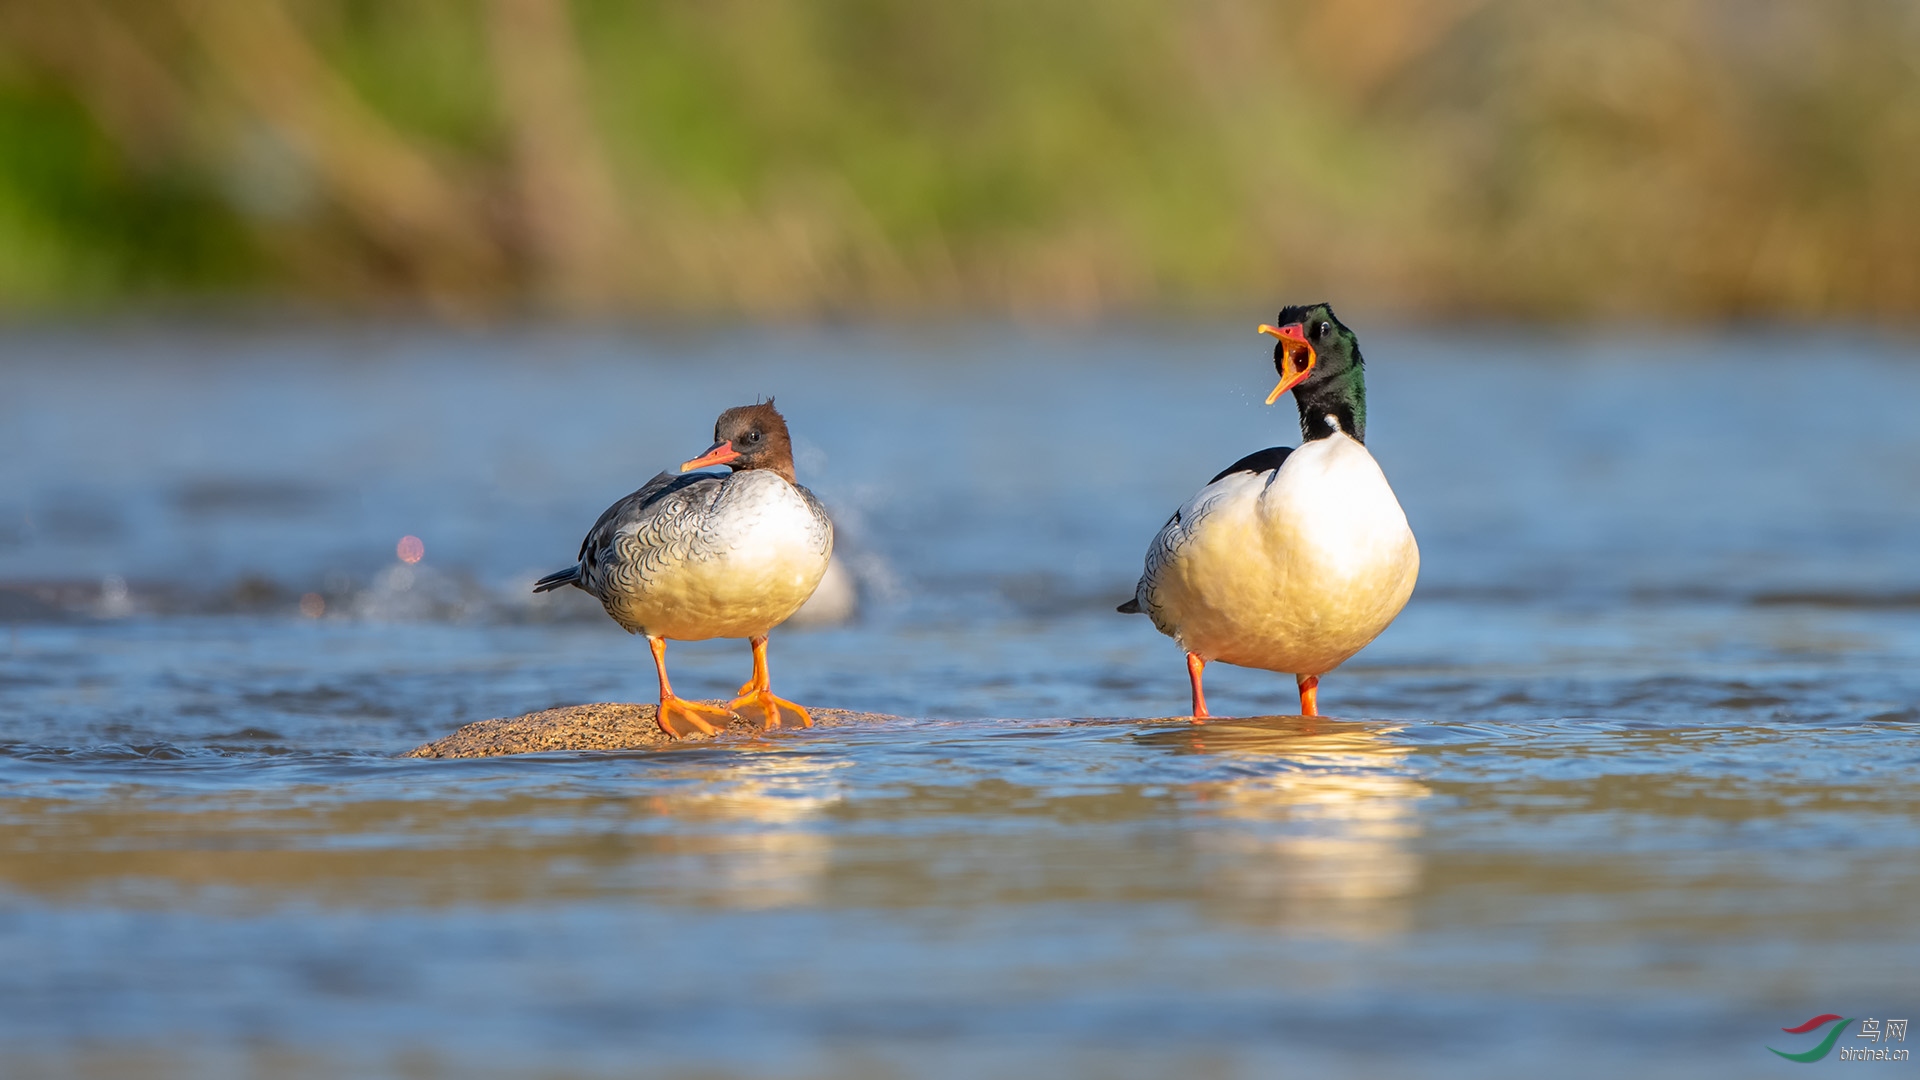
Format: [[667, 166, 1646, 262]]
[[745, 431, 761, 444], [1315, 321, 1331, 340]]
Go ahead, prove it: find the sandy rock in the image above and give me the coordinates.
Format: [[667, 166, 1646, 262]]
[[405, 701, 900, 758]]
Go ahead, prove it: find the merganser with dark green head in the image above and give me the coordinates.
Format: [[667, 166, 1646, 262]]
[[1119, 303, 1418, 718]]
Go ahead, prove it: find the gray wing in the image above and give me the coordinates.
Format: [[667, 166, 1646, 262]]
[[577, 470, 725, 599], [1127, 450, 1291, 626], [1130, 504, 1190, 623], [575, 470, 695, 562]]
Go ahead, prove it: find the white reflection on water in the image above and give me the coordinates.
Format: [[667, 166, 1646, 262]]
[[1178, 720, 1429, 938], [633, 752, 849, 908]]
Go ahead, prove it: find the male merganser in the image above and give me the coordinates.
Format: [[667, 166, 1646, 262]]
[[534, 401, 834, 737], [1119, 304, 1418, 719]]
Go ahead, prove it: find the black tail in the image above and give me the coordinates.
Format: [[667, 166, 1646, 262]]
[[1117, 596, 1141, 614], [532, 565, 581, 594]]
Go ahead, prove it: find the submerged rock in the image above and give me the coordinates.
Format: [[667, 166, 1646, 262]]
[[406, 701, 900, 758]]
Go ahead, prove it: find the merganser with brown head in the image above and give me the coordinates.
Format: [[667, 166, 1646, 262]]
[[1119, 303, 1418, 718], [533, 400, 834, 737]]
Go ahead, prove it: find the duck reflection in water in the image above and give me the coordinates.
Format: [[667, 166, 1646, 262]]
[[1135, 715, 1430, 940], [625, 753, 847, 909]]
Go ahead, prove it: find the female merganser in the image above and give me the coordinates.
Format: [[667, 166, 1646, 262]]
[[1119, 304, 1418, 719], [533, 401, 834, 737]]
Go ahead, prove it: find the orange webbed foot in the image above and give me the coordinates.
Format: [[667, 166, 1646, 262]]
[[655, 694, 737, 738], [726, 690, 815, 731]]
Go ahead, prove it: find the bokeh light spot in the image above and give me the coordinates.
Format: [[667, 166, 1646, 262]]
[[397, 535, 425, 564], [299, 593, 326, 618]]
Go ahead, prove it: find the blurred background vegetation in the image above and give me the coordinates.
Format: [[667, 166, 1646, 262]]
[[0, 0, 1915, 320]]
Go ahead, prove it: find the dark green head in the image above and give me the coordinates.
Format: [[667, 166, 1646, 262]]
[[1258, 302, 1367, 442]]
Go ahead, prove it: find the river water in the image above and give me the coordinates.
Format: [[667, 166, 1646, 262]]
[[2, 324, 1917, 1078]]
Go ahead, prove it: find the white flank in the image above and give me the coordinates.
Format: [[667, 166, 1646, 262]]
[[1141, 431, 1418, 676]]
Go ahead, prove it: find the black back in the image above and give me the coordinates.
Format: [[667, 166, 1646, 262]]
[[1208, 445, 1293, 485]]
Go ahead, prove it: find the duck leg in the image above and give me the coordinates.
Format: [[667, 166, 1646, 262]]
[[1296, 674, 1319, 717], [1187, 652, 1209, 721], [647, 635, 735, 738], [728, 634, 814, 731]]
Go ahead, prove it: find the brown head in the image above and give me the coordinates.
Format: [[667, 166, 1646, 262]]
[[679, 400, 798, 483]]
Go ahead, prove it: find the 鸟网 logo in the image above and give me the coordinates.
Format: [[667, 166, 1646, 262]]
[[1769, 1015, 1853, 1062]]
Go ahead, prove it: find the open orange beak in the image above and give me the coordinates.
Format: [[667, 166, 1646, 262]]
[[1257, 323, 1316, 405], [680, 439, 740, 472]]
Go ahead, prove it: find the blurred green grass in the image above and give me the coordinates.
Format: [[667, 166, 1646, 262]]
[[0, 0, 1915, 319]]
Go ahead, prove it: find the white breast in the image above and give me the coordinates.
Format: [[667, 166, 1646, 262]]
[[1142, 431, 1418, 675], [609, 470, 834, 640]]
